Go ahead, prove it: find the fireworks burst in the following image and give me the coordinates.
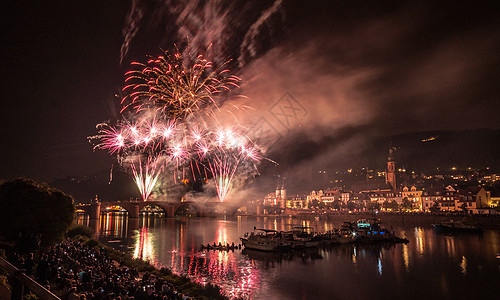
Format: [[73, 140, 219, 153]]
[[90, 48, 266, 202], [121, 51, 240, 121], [129, 155, 163, 201], [195, 128, 261, 202]]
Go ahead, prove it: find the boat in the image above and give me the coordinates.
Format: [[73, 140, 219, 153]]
[[201, 243, 240, 251], [286, 227, 322, 248], [432, 220, 482, 232], [354, 219, 406, 243], [316, 231, 339, 245], [335, 222, 356, 244], [240, 229, 292, 251], [356, 218, 382, 230]]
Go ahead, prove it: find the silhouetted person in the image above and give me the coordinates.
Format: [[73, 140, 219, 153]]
[[24, 253, 34, 276], [37, 254, 49, 281]]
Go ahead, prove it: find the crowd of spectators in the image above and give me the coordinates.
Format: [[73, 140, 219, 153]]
[[11, 239, 191, 300]]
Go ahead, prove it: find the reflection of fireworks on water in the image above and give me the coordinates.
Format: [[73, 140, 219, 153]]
[[91, 49, 266, 202], [133, 227, 158, 265], [179, 246, 261, 299]]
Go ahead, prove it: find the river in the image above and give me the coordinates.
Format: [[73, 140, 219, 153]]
[[77, 212, 500, 299]]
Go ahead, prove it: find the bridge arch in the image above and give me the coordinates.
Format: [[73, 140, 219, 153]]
[[74, 209, 89, 226], [174, 203, 200, 217], [99, 205, 128, 238], [262, 205, 284, 215], [140, 205, 168, 217], [101, 205, 129, 214], [75, 208, 87, 215], [235, 206, 251, 215]]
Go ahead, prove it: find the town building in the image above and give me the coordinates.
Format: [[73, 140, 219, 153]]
[[401, 185, 423, 210]]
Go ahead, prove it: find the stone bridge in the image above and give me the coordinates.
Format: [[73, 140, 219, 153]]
[[76, 200, 252, 219], [75, 200, 210, 219]]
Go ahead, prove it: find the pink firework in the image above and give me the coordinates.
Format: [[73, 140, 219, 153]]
[[129, 155, 163, 201], [90, 48, 268, 203], [199, 128, 261, 202], [92, 123, 127, 154]]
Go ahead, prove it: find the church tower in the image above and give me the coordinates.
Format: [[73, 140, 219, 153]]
[[280, 178, 287, 208], [386, 148, 397, 191], [275, 176, 286, 209]]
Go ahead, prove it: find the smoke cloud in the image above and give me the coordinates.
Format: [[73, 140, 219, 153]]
[[119, 0, 500, 195]]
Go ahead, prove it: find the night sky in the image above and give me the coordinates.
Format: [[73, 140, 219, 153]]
[[3, 0, 499, 183]]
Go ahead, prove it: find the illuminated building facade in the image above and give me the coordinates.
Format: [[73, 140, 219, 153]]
[[401, 185, 423, 211]]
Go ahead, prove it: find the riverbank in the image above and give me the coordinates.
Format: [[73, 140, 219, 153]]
[[1, 234, 229, 300], [74, 235, 230, 299]]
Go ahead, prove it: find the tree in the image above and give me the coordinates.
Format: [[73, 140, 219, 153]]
[[401, 197, 412, 211], [310, 199, 320, 209], [429, 202, 441, 213], [383, 200, 399, 211], [331, 200, 344, 211], [346, 200, 358, 211], [390, 200, 400, 211], [367, 201, 381, 212], [459, 202, 468, 213], [0, 178, 75, 252]]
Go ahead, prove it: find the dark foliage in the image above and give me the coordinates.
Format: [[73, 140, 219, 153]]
[[66, 224, 93, 239], [0, 178, 75, 252]]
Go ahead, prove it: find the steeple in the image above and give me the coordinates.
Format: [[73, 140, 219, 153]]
[[386, 148, 397, 191], [388, 147, 394, 162], [275, 176, 286, 209]]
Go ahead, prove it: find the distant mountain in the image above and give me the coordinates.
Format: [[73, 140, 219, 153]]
[[374, 129, 500, 173], [51, 170, 140, 203]]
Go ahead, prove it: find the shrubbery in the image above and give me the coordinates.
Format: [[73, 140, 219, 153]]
[[0, 178, 74, 252], [66, 225, 93, 239]]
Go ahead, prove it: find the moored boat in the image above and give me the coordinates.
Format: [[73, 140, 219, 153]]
[[336, 222, 357, 244], [287, 227, 322, 248], [353, 218, 407, 243], [432, 220, 482, 232], [201, 243, 241, 251], [240, 229, 292, 251]]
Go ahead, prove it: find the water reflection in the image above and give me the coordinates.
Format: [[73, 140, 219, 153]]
[[100, 211, 128, 238], [460, 256, 467, 275], [140, 212, 166, 228], [88, 214, 500, 299], [377, 257, 382, 275], [444, 235, 456, 257], [75, 212, 89, 226], [243, 247, 323, 266], [415, 227, 425, 254], [402, 242, 410, 272], [133, 227, 158, 265], [159, 221, 260, 299]]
